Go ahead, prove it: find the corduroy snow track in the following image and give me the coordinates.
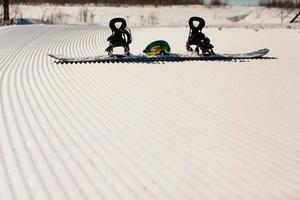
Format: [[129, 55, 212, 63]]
[[1, 24, 300, 200]]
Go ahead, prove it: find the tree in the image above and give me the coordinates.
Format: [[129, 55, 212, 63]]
[[3, 0, 10, 21]]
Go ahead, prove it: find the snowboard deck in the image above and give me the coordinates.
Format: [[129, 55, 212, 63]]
[[48, 48, 270, 64]]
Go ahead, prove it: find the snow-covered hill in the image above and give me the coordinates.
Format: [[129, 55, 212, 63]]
[[0, 24, 300, 200], [11, 4, 300, 27]]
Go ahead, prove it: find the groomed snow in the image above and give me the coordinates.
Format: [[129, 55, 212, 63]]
[[0, 24, 300, 200]]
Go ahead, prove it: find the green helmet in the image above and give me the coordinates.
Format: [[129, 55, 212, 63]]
[[143, 40, 171, 56]]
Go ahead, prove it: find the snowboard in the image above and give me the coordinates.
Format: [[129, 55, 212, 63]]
[[48, 48, 270, 64]]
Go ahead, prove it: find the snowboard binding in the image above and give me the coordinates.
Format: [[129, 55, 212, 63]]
[[186, 17, 215, 56], [105, 18, 132, 56]]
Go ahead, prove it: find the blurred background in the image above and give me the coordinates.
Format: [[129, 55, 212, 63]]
[[0, 0, 299, 26]]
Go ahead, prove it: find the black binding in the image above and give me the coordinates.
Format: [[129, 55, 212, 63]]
[[186, 16, 215, 56], [106, 18, 132, 56]]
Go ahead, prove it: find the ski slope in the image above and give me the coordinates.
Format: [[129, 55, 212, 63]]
[[0, 24, 300, 200]]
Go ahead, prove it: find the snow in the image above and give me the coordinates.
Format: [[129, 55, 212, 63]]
[[11, 4, 300, 27], [1, 5, 300, 200]]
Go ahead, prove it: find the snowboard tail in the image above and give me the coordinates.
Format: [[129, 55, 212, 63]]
[[49, 48, 271, 64]]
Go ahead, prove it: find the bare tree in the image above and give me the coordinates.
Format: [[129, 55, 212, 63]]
[[3, 0, 10, 21], [209, 0, 227, 6]]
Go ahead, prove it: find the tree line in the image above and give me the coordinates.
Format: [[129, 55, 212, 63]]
[[259, 0, 300, 8], [7, 0, 200, 5], [3, 0, 230, 6]]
